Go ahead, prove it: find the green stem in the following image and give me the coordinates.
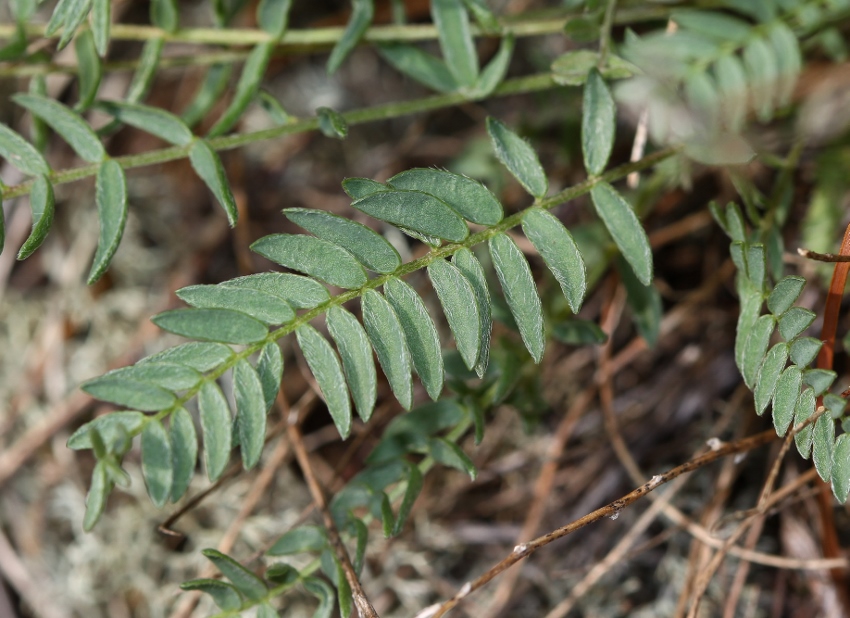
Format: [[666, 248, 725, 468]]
[[597, 0, 618, 69], [2, 73, 556, 200]]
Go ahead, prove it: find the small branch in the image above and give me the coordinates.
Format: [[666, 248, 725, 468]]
[[430, 429, 778, 618], [287, 420, 378, 618], [596, 0, 618, 69], [797, 248, 850, 263]]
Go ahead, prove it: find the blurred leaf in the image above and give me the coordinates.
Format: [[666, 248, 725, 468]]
[[169, 407, 198, 502], [265, 563, 299, 584], [473, 34, 514, 97], [428, 437, 476, 479], [297, 325, 352, 438], [123, 38, 163, 104], [461, 0, 499, 32], [753, 343, 788, 416], [794, 387, 816, 458], [352, 189, 469, 242], [0, 124, 50, 176], [257, 90, 293, 126], [378, 43, 458, 93], [208, 42, 274, 137], [304, 577, 335, 618], [831, 434, 850, 503], [590, 182, 653, 285], [67, 411, 145, 450], [151, 0, 179, 32], [198, 381, 232, 482], [189, 139, 238, 227], [582, 68, 616, 176], [317, 107, 349, 139], [813, 413, 835, 482], [96, 101, 194, 146], [714, 55, 747, 132], [57, 0, 93, 49], [257, 0, 292, 39], [181, 64, 233, 127], [18, 175, 55, 260], [393, 463, 423, 536], [88, 160, 128, 284], [428, 258, 482, 371], [177, 283, 295, 325], [385, 279, 444, 401], [180, 579, 242, 611], [363, 289, 413, 410], [74, 29, 101, 110], [825, 393, 847, 419], [431, 0, 478, 88], [251, 234, 367, 288], [564, 16, 600, 43], [327, 306, 377, 421], [743, 36, 778, 122], [683, 133, 755, 166], [141, 419, 173, 507], [768, 22, 800, 108], [228, 272, 330, 309], [257, 342, 283, 412], [387, 168, 502, 225], [152, 308, 268, 344], [234, 359, 266, 470], [551, 50, 635, 86], [741, 314, 775, 388], [15, 93, 106, 164], [618, 255, 661, 347], [767, 276, 805, 316], [551, 319, 608, 345], [452, 248, 492, 377], [489, 233, 545, 363], [202, 549, 268, 601], [83, 461, 111, 531], [268, 524, 328, 555], [486, 117, 548, 198], [522, 209, 586, 313], [328, 0, 373, 74], [671, 10, 751, 41], [284, 208, 400, 273]]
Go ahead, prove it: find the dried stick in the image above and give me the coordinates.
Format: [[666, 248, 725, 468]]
[[428, 428, 778, 618]]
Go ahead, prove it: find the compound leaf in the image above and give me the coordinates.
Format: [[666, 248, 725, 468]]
[[378, 43, 458, 93], [431, 0, 478, 88], [790, 337, 822, 367], [831, 434, 850, 503], [767, 276, 805, 316], [209, 42, 274, 137], [428, 437, 476, 479], [75, 29, 101, 110], [778, 307, 816, 341], [474, 33, 514, 97], [0, 123, 50, 176], [741, 314, 776, 388], [772, 364, 801, 435], [813, 413, 835, 482], [67, 411, 145, 450], [180, 580, 242, 611], [139, 342, 233, 372], [268, 524, 328, 555], [794, 387, 816, 458], [82, 372, 176, 411]]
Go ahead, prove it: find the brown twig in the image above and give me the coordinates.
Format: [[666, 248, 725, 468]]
[[428, 428, 778, 618], [797, 248, 850, 263]]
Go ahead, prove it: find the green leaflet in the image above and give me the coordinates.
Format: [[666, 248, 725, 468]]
[[743, 36, 778, 122], [790, 337, 822, 367], [551, 50, 635, 86], [88, 160, 128, 284], [362, 289, 413, 410], [0, 123, 50, 176], [297, 325, 352, 438], [304, 578, 335, 618], [713, 54, 747, 133], [81, 372, 176, 412], [428, 258, 482, 372], [461, 0, 499, 32], [257, 0, 292, 38], [745, 244, 766, 291], [257, 90, 292, 126], [753, 343, 788, 416], [95, 101, 194, 146], [393, 462, 423, 535], [489, 233, 545, 363], [57, 0, 93, 49], [428, 437, 477, 480], [552, 319, 608, 345], [151, 0, 179, 32], [452, 249, 492, 377], [326, 306, 377, 422], [257, 342, 283, 412], [141, 419, 173, 507], [831, 434, 850, 503], [251, 234, 367, 288], [670, 10, 751, 42], [176, 283, 295, 325], [794, 387, 815, 458], [385, 278, 444, 400], [741, 314, 775, 389], [803, 368, 836, 397], [75, 29, 101, 110], [198, 381, 232, 482], [268, 524, 328, 555], [473, 33, 514, 97], [768, 22, 801, 109], [767, 276, 805, 316], [327, 0, 374, 74], [18, 175, 55, 260], [387, 168, 503, 225], [378, 43, 458, 93], [431, 0, 478, 88], [351, 189, 469, 242], [618, 255, 661, 347], [771, 364, 801, 435], [202, 549, 268, 601], [83, 461, 111, 531], [778, 307, 816, 341], [169, 407, 198, 502], [522, 209, 586, 313], [208, 42, 274, 137], [189, 139, 239, 227], [284, 207, 401, 274], [590, 182, 653, 286], [67, 411, 145, 450], [152, 308, 268, 344], [317, 107, 348, 139], [126, 38, 164, 103], [14, 94, 104, 163], [139, 342, 233, 372], [342, 177, 388, 200], [813, 413, 835, 482], [227, 272, 330, 309], [102, 362, 201, 391], [349, 517, 368, 573], [582, 68, 616, 176], [46, 0, 73, 37], [234, 359, 266, 470], [91, 0, 112, 57], [180, 580, 242, 611], [734, 278, 762, 373], [486, 117, 548, 198], [181, 64, 233, 128], [27, 76, 48, 152]]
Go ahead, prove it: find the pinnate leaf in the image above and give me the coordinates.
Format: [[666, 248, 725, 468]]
[[522, 209, 586, 313], [234, 359, 266, 470], [778, 307, 816, 341], [590, 182, 653, 286], [268, 525, 328, 555], [486, 117, 548, 198], [297, 325, 352, 438], [141, 419, 173, 507], [88, 159, 128, 284], [387, 168, 503, 225], [342, 177, 387, 200], [198, 381, 232, 481], [139, 342, 233, 372], [153, 308, 268, 344], [790, 337, 822, 367], [251, 234, 367, 288], [489, 233, 545, 363], [326, 306, 377, 422], [794, 387, 815, 458], [428, 437, 476, 479], [741, 314, 775, 388], [803, 369, 836, 397], [362, 290, 413, 411]]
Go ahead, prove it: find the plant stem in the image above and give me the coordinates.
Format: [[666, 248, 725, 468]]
[[2, 73, 557, 200], [597, 0, 619, 69]]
